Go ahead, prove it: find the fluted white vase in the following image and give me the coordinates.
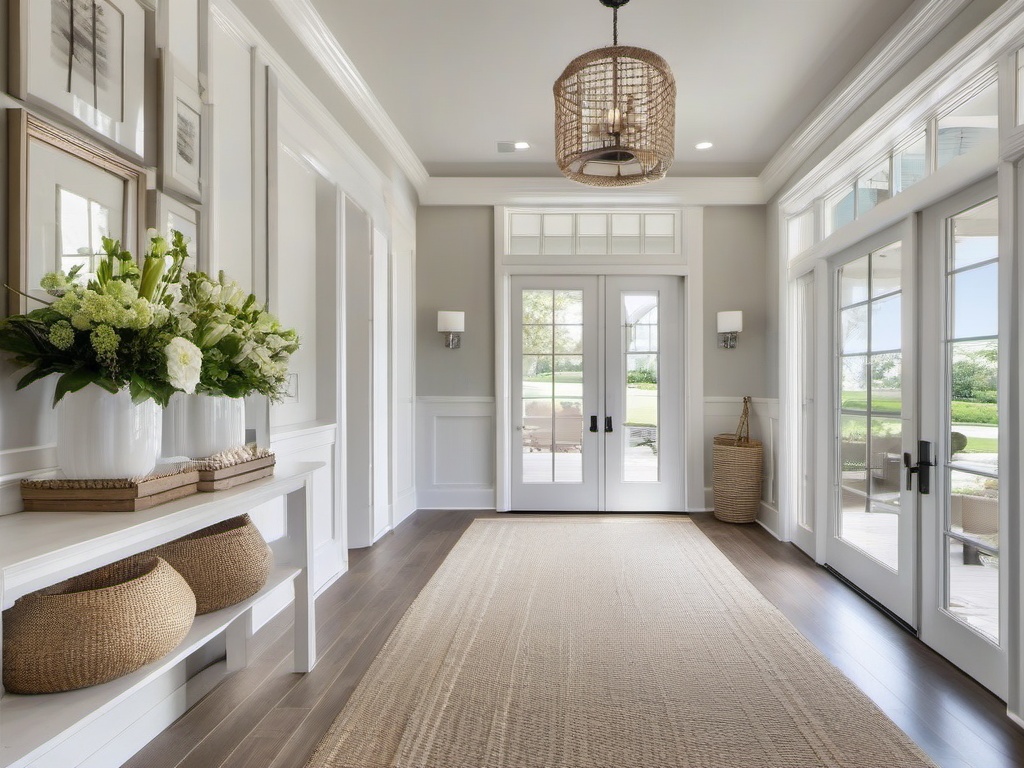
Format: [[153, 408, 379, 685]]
[[56, 386, 162, 479], [162, 393, 246, 459]]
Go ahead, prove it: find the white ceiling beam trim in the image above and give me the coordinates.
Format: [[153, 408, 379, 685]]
[[760, 0, 973, 199], [420, 177, 766, 207], [268, 0, 430, 191], [779, 0, 1024, 214]]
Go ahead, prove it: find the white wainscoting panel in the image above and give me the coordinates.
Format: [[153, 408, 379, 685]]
[[704, 397, 781, 537], [270, 423, 345, 593], [417, 397, 496, 509]]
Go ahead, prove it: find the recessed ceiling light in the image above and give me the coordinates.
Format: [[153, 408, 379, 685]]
[[498, 141, 531, 153], [695, 141, 714, 151]]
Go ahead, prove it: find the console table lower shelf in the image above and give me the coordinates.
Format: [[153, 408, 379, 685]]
[[0, 462, 322, 768], [0, 566, 300, 768]]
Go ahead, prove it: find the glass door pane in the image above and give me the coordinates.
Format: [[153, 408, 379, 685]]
[[622, 293, 659, 483], [944, 198, 999, 642], [837, 243, 903, 571], [520, 289, 585, 484]]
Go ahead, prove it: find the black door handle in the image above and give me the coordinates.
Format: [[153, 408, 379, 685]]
[[903, 452, 917, 491], [589, 415, 598, 433], [605, 416, 613, 433], [904, 441, 936, 494]]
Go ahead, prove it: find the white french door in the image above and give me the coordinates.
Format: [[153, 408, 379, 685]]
[[919, 182, 1007, 698], [820, 181, 1006, 698], [510, 275, 682, 511], [826, 223, 918, 627]]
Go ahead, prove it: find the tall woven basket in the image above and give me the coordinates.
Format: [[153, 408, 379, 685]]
[[712, 397, 763, 523], [3, 555, 196, 694]]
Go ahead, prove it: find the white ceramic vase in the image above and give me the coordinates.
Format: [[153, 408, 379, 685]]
[[56, 386, 162, 479], [162, 393, 246, 459]]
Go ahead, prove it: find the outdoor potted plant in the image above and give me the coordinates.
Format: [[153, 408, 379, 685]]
[[0, 230, 201, 478]]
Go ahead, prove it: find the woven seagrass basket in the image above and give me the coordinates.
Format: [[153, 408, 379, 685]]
[[147, 514, 272, 615], [2, 555, 196, 694], [712, 397, 764, 524]]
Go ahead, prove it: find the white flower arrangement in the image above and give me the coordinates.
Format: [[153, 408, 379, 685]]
[[0, 231, 196, 405], [0, 230, 299, 407], [176, 271, 299, 400]]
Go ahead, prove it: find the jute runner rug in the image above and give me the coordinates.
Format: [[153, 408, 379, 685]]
[[307, 518, 934, 768]]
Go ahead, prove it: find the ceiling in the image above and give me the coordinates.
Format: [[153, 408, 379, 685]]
[[308, 0, 918, 179]]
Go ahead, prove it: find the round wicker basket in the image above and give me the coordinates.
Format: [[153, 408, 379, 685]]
[[2, 555, 196, 694], [148, 515, 272, 615]]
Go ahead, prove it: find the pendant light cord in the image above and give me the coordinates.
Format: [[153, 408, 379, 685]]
[[613, 8, 618, 45]]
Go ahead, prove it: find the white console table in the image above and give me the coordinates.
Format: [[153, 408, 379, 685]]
[[0, 462, 321, 768]]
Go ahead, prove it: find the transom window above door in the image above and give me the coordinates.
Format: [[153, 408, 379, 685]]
[[503, 209, 682, 264]]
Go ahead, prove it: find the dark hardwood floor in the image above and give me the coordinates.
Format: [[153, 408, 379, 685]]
[[126, 511, 1024, 768]]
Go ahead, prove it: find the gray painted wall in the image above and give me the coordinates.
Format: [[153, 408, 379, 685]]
[[416, 207, 494, 397], [414, 205, 770, 400], [703, 207, 769, 398]]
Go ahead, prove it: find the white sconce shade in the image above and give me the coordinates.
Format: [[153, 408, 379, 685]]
[[717, 311, 743, 334], [438, 311, 465, 349], [437, 311, 465, 333], [717, 310, 742, 350]]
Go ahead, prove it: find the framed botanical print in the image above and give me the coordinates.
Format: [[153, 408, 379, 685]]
[[148, 191, 201, 272], [9, 0, 149, 159], [160, 51, 203, 201], [7, 110, 146, 315]]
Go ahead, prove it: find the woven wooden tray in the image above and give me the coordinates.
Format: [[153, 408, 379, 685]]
[[21, 468, 200, 512], [197, 454, 276, 492]]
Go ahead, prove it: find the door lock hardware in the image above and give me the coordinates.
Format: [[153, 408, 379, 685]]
[[589, 415, 598, 433], [605, 416, 613, 433], [903, 440, 937, 494]]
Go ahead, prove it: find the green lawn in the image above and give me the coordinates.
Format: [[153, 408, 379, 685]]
[[523, 376, 657, 426], [843, 390, 998, 425], [625, 387, 658, 426], [958, 436, 998, 454], [840, 390, 901, 413]]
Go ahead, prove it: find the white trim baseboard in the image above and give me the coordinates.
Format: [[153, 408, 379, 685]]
[[393, 488, 418, 527]]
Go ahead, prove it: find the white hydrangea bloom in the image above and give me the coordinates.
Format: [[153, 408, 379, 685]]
[[165, 337, 203, 394]]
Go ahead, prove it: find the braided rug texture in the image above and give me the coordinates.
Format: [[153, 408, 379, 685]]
[[307, 518, 934, 768]]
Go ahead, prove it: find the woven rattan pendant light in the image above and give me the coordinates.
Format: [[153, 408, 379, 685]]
[[554, 0, 676, 186]]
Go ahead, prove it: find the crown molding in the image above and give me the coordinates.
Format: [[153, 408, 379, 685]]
[[420, 176, 766, 207], [268, 0, 430, 192], [778, 0, 1024, 214], [210, 1, 417, 227], [760, 0, 973, 199]]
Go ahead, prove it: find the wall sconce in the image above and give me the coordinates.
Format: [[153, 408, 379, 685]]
[[437, 310, 465, 349], [717, 310, 743, 349]]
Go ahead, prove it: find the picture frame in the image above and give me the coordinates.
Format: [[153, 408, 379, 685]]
[[160, 51, 203, 201], [8, 0, 149, 159], [148, 190, 201, 272], [7, 110, 147, 315]]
